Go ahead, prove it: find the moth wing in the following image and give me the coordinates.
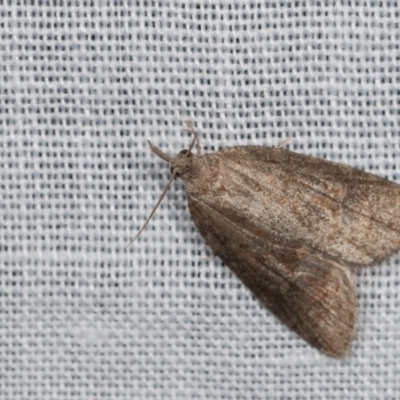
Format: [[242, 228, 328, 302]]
[[274, 147, 400, 265], [266, 252, 357, 358], [188, 197, 357, 357], [183, 146, 400, 356], [215, 146, 400, 266]]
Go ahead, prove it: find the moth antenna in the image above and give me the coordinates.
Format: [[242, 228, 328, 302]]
[[204, 252, 215, 261], [277, 137, 292, 148], [126, 172, 176, 249], [148, 141, 172, 163], [184, 120, 202, 155]]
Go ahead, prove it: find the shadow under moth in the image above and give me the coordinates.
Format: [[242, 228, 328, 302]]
[[130, 122, 400, 358]]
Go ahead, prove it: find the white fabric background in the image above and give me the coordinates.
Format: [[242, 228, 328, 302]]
[[0, 1, 399, 399]]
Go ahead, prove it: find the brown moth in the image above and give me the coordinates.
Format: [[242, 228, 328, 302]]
[[130, 122, 400, 358]]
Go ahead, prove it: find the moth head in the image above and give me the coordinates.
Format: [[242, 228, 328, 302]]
[[126, 123, 201, 248], [148, 137, 198, 179], [169, 149, 194, 177], [147, 145, 194, 177]]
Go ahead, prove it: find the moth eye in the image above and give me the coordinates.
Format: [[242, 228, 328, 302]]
[[170, 166, 181, 177]]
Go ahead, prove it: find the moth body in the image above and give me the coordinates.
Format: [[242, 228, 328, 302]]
[[143, 133, 400, 358]]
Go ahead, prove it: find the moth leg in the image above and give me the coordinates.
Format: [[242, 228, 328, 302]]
[[277, 137, 292, 148], [204, 251, 216, 261], [184, 120, 202, 155]]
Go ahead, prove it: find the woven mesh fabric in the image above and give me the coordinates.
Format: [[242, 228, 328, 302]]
[[1, 1, 399, 399]]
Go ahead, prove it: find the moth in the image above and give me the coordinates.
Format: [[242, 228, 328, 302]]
[[130, 122, 400, 358]]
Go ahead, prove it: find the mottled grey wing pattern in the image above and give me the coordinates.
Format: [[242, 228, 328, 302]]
[[183, 146, 400, 357]]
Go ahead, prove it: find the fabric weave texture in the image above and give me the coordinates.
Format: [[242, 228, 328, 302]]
[[0, 2, 399, 399]]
